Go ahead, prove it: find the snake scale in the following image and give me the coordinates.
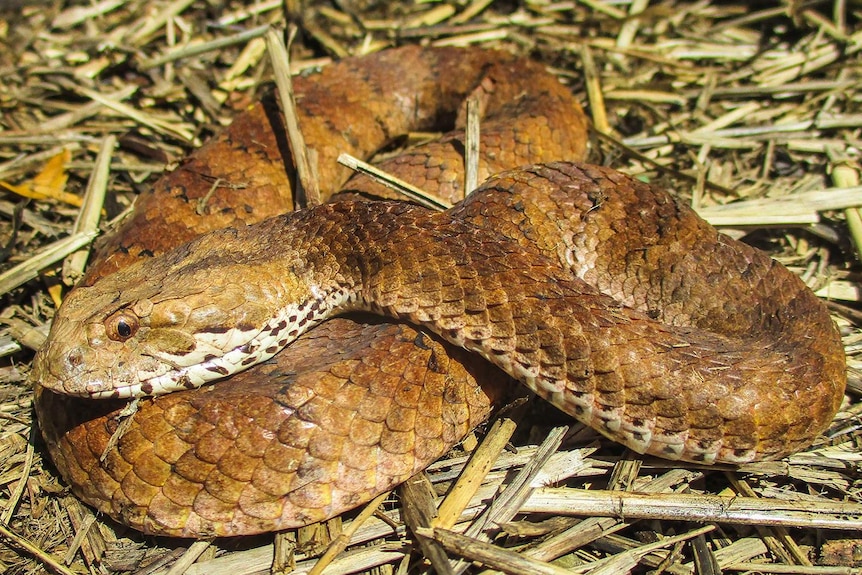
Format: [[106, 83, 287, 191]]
[[31, 47, 845, 538]]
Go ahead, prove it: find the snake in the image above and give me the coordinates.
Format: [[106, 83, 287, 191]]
[[30, 47, 845, 538]]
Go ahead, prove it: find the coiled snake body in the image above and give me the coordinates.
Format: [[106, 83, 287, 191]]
[[32, 47, 845, 537]]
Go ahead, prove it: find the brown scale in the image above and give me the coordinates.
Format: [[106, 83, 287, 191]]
[[32, 48, 844, 538]]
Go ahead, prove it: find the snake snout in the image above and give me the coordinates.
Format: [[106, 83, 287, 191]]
[[30, 342, 97, 397], [64, 346, 84, 371]]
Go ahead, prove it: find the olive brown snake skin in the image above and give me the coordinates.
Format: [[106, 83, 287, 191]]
[[31, 47, 845, 537]]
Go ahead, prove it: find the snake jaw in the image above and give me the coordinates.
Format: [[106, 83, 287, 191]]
[[34, 280, 346, 398], [111, 290, 350, 397], [31, 324, 172, 398]]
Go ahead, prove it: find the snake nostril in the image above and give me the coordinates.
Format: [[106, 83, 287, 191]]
[[66, 349, 84, 370]]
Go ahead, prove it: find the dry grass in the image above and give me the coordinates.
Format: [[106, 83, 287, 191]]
[[0, 0, 861, 574]]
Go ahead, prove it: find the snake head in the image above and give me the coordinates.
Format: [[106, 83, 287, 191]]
[[30, 226, 311, 399]]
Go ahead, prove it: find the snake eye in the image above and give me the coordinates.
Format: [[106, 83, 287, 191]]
[[105, 310, 139, 342]]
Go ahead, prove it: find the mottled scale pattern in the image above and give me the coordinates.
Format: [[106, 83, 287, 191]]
[[35, 319, 505, 536], [86, 46, 586, 282], [32, 48, 844, 539], [35, 46, 589, 536]]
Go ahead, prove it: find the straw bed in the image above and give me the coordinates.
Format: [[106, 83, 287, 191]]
[[0, 1, 860, 574]]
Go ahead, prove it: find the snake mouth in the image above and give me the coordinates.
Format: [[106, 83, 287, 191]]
[[84, 375, 189, 399], [81, 330, 296, 399], [89, 362, 219, 399]]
